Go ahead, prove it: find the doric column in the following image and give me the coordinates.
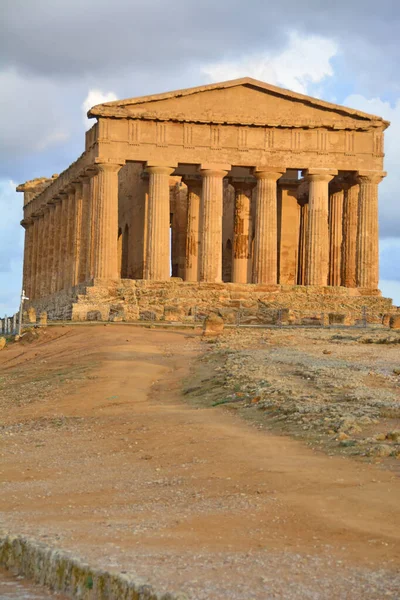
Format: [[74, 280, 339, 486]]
[[45, 203, 56, 295], [86, 172, 98, 280], [199, 165, 229, 283], [40, 208, 51, 297], [252, 168, 284, 284], [91, 163, 122, 280], [71, 182, 83, 287], [34, 212, 45, 299], [277, 174, 300, 285], [328, 184, 344, 286], [297, 199, 309, 285], [231, 179, 255, 283], [79, 176, 90, 283], [21, 218, 34, 299], [341, 182, 358, 288], [356, 171, 385, 289], [143, 165, 174, 280], [30, 215, 40, 299], [183, 176, 202, 282], [57, 193, 69, 291], [51, 198, 62, 294], [64, 187, 76, 289], [305, 169, 337, 286]]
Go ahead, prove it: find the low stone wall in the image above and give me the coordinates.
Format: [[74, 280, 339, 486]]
[[27, 279, 398, 326], [0, 533, 185, 599]]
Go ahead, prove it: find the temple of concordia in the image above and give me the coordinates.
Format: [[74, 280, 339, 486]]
[[17, 78, 398, 324]]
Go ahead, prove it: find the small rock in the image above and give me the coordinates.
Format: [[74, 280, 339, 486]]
[[386, 430, 400, 442], [375, 433, 386, 441], [323, 350, 332, 355], [337, 432, 350, 441], [393, 368, 400, 376], [374, 444, 393, 458], [0, 337, 6, 350]]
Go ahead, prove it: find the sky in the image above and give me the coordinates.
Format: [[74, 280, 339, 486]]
[[1, 0, 399, 314]]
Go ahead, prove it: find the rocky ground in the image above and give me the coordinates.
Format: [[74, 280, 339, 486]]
[[185, 327, 400, 468]]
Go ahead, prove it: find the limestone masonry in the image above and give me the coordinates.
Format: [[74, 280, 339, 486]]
[[17, 78, 395, 323]]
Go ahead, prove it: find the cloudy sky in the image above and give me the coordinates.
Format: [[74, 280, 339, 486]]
[[1, 0, 399, 313]]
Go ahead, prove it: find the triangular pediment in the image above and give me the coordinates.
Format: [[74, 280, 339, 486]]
[[88, 78, 388, 131]]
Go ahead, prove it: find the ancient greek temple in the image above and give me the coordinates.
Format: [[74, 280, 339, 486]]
[[18, 78, 391, 322]]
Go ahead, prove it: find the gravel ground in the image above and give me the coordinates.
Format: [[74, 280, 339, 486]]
[[187, 327, 400, 466]]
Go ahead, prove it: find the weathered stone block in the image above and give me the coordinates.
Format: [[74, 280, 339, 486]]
[[390, 315, 400, 330]]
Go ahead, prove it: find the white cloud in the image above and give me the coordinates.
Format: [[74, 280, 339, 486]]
[[36, 129, 70, 151], [82, 89, 117, 129], [202, 32, 338, 95]]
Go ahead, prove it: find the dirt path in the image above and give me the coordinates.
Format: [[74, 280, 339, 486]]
[[1, 326, 400, 599]]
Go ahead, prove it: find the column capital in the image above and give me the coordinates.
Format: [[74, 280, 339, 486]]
[[356, 170, 386, 185], [95, 162, 124, 175], [305, 168, 337, 183], [253, 167, 285, 181], [199, 164, 230, 178], [20, 217, 34, 229], [145, 165, 175, 176]]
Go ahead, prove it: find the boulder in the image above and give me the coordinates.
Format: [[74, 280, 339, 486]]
[[390, 315, 400, 330], [203, 313, 224, 337], [39, 311, 48, 326], [0, 337, 6, 350]]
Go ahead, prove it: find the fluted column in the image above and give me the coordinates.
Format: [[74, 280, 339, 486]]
[[34, 212, 45, 298], [252, 168, 284, 284], [86, 172, 98, 280], [277, 175, 300, 285], [231, 180, 254, 283], [199, 165, 229, 283], [305, 169, 337, 286], [297, 199, 309, 285], [144, 166, 174, 280], [40, 208, 51, 297], [21, 218, 34, 298], [183, 176, 202, 282], [30, 215, 40, 299], [45, 203, 56, 295], [51, 198, 62, 294], [79, 176, 90, 283], [356, 171, 385, 289], [64, 188, 76, 289], [71, 182, 83, 287], [57, 193, 69, 291], [328, 186, 344, 286], [92, 163, 123, 280], [341, 182, 358, 288]]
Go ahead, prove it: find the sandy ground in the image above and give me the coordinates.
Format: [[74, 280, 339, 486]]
[[0, 325, 400, 599]]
